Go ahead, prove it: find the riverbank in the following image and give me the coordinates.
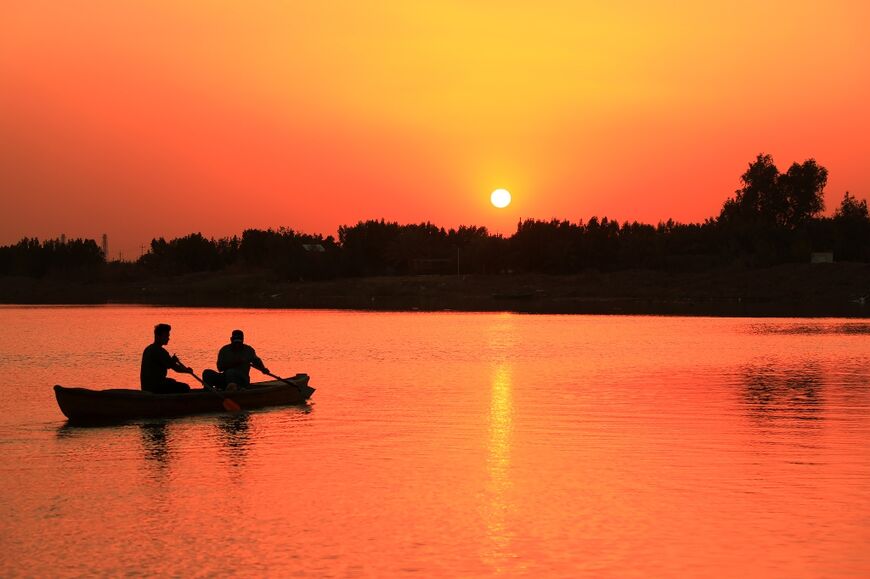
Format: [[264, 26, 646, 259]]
[[2, 262, 869, 316]]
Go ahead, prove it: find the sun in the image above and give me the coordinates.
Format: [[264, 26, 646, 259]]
[[490, 188, 511, 208]]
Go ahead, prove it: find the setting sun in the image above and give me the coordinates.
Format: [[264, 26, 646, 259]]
[[491, 189, 512, 209]]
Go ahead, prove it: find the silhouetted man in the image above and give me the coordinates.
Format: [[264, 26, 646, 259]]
[[140, 323, 193, 394], [203, 329, 270, 391]]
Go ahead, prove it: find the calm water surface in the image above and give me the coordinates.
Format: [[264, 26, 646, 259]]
[[1, 306, 869, 577]]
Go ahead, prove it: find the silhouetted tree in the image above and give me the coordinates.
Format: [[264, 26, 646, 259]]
[[835, 192, 869, 221], [235, 228, 339, 280], [0, 237, 104, 278], [718, 154, 828, 263], [832, 192, 870, 261], [779, 159, 827, 228], [338, 220, 403, 276], [5, 154, 868, 282], [511, 219, 582, 273], [139, 233, 222, 274]]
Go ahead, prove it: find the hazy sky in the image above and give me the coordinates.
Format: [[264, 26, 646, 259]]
[[1, 1, 868, 259]]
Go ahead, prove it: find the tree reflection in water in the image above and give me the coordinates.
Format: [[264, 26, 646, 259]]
[[740, 362, 824, 425]]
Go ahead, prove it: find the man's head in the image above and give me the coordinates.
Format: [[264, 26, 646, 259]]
[[154, 323, 171, 345], [230, 329, 244, 346]]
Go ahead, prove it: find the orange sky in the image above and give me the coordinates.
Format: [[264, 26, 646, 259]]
[[1, 1, 868, 259]]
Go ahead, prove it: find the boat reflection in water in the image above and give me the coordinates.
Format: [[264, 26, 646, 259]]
[[215, 413, 252, 470], [140, 422, 172, 467], [138, 413, 255, 472]]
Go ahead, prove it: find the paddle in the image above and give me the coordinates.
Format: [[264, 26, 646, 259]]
[[263, 370, 304, 391], [189, 371, 242, 412]]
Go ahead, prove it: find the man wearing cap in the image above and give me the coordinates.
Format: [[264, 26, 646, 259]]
[[202, 330, 270, 391]]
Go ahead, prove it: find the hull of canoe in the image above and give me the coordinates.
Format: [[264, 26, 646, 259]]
[[54, 376, 314, 424]]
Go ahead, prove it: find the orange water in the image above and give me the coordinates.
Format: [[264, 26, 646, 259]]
[[1, 306, 869, 577]]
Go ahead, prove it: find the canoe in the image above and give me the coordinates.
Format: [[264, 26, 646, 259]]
[[54, 374, 315, 424]]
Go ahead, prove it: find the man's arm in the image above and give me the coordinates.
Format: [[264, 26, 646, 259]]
[[170, 354, 192, 374], [250, 348, 269, 374]]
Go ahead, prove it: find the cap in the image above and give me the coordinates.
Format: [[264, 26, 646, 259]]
[[231, 329, 244, 343]]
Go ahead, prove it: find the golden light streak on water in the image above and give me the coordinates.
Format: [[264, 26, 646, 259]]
[[483, 363, 516, 573]]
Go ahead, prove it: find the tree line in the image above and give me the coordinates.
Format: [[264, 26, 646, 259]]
[[2, 154, 868, 280]]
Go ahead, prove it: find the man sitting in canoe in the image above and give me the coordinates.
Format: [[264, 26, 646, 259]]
[[202, 329, 270, 391], [140, 323, 193, 394]]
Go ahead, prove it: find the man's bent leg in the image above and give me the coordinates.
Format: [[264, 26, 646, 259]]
[[151, 378, 190, 394], [202, 369, 227, 390]]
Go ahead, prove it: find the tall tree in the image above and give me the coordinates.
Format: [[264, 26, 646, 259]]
[[778, 159, 827, 227]]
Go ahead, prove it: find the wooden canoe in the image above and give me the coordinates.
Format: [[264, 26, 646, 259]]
[[54, 375, 314, 424]]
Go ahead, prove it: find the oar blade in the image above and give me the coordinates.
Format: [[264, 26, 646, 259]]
[[223, 398, 242, 412]]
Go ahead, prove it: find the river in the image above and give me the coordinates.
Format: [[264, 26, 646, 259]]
[[1, 306, 869, 577]]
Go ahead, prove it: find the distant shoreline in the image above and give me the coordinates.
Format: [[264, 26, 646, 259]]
[[2, 262, 870, 317]]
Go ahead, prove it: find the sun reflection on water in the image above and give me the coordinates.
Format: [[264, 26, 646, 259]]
[[484, 363, 516, 572]]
